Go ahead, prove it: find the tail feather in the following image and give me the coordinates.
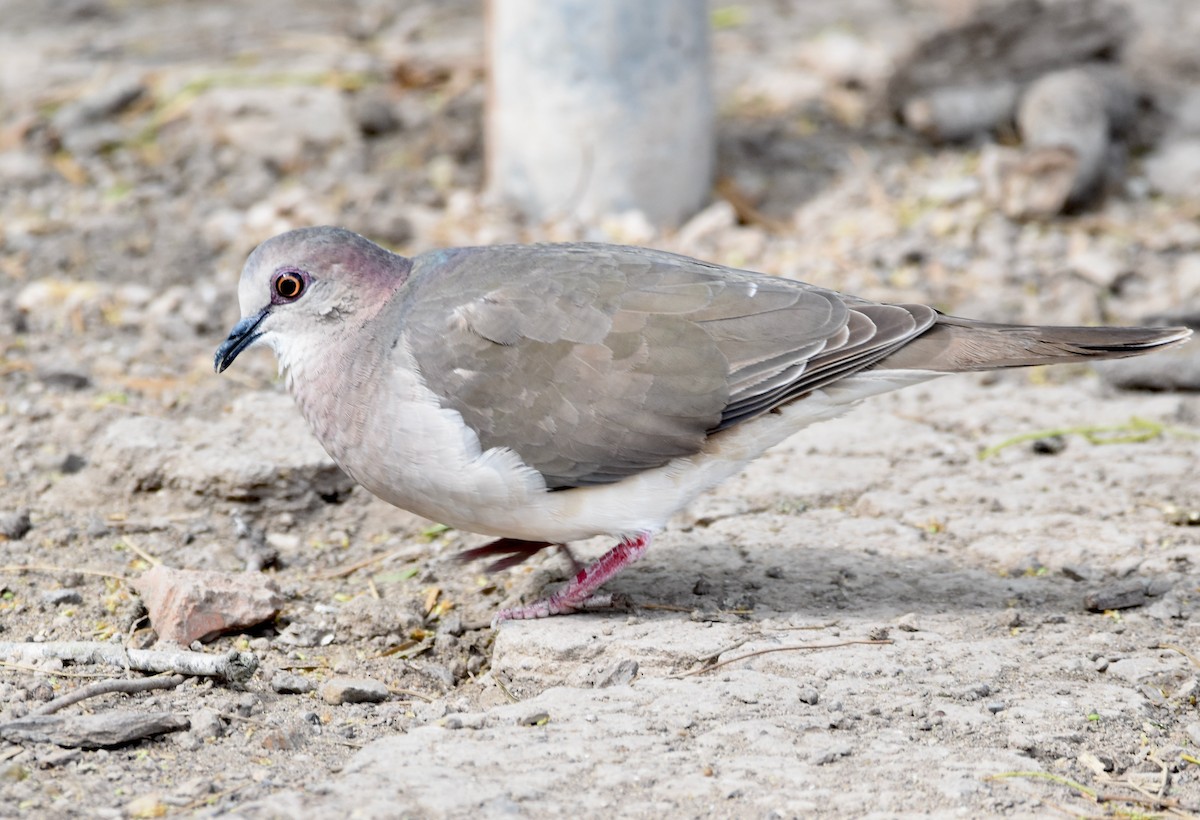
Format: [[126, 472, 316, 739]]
[[877, 315, 1192, 373]]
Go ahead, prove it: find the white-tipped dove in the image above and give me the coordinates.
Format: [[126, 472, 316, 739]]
[[215, 227, 1190, 623]]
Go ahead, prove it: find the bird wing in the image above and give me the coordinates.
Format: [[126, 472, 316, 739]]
[[402, 243, 935, 488]]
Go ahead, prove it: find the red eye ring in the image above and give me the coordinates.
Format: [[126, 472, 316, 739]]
[[272, 270, 306, 302]]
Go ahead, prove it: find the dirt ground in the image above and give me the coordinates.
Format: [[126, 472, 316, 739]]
[[2, 1, 1200, 817]]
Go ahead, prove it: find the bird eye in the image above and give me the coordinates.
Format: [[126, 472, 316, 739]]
[[273, 270, 306, 302]]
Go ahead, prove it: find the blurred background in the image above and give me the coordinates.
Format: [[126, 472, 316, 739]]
[[3, 0, 1199, 344]]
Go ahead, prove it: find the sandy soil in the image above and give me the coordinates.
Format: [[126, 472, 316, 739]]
[[2, 1, 1200, 817]]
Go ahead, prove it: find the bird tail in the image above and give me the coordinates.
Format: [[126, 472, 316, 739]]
[[876, 315, 1192, 372]]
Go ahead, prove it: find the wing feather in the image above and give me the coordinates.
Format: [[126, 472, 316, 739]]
[[402, 244, 934, 488]]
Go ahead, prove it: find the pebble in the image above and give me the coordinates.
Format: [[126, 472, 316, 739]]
[[40, 589, 83, 606], [518, 711, 550, 727], [958, 683, 991, 702], [60, 453, 86, 474], [234, 693, 262, 717], [895, 612, 920, 632], [0, 510, 32, 541], [53, 74, 146, 128], [1144, 139, 1200, 199], [986, 701, 1006, 714], [320, 677, 389, 705], [1030, 434, 1066, 455], [352, 90, 400, 136], [1186, 722, 1200, 748], [271, 672, 315, 695], [594, 659, 638, 688], [37, 368, 92, 391], [798, 687, 820, 706], [189, 708, 224, 740], [811, 743, 852, 765], [1084, 580, 1146, 612]]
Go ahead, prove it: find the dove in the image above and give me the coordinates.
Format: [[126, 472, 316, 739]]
[[215, 227, 1190, 623]]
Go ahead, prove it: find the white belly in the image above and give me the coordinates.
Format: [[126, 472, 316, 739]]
[[294, 336, 941, 542]]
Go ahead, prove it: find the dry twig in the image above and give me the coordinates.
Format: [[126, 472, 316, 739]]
[[33, 674, 184, 716], [0, 642, 257, 683], [673, 639, 893, 678]]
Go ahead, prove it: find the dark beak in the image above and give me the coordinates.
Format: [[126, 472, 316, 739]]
[[214, 309, 268, 373]]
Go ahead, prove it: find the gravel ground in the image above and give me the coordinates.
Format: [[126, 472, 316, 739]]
[[2, 1, 1200, 817]]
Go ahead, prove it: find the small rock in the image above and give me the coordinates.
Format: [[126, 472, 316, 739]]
[[352, 90, 399, 136], [1061, 565, 1092, 582], [798, 687, 820, 706], [53, 74, 146, 128], [265, 532, 301, 552], [1084, 580, 1146, 612], [1078, 751, 1114, 774], [0, 510, 32, 541], [812, 743, 852, 765], [1008, 733, 1036, 753], [986, 701, 1006, 714], [271, 672, 315, 695], [1016, 67, 1119, 208], [234, 693, 261, 717], [59, 454, 86, 474], [189, 708, 224, 740], [1031, 435, 1066, 455], [172, 777, 215, 801], [0, 711, 188, 748], [518, 711, 550, 727], [594, 659, 638, 688], [959, 683, 991, 702], [124, 794, 167, 819], [37, 368, 91, 391], [131, 565, 283, 645], [320, 678, 389, 705], [1146, 595, 1186, 621], [1144, 139, 1200, 199], [415, 701, 449, 723], [276, 621, 336, 648], [903, 83, 1019, 142], [1146, 576, 1176, 597], [1185, 722, 1200, 748], [454, 712, 487, 730], [37, 747, 81, 768], [895, 613, 920, 632], [40, 589, 83, 607], [1106, 657, 1163, 683]]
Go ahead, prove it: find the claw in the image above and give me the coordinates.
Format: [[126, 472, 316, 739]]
[[493, 532, 651, 624]]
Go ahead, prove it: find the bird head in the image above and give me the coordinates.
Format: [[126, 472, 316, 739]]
[[214, 226, 408, 373]]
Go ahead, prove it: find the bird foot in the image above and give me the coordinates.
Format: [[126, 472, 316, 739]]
[[493, 533, 650, 624]]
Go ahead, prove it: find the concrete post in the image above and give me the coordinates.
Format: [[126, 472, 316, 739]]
[[487, 0, 714, 228]]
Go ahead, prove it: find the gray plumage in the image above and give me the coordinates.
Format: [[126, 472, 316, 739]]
[[402, 244, 937, 488]]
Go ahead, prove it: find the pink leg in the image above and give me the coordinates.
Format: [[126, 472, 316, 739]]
[[493, 533, 651, 624]]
